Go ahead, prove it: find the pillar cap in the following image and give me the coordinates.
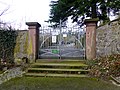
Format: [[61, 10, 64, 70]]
[[84, 18, 99, 24], [26, 22, 41, 27]]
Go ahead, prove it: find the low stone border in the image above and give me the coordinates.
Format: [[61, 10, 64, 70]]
[[0, 67, 25, 84], [110, 76, 120, 86]]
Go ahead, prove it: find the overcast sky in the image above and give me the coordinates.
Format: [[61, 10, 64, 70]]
[[0, 0, 51, 29], [0, 0, 117, 30]]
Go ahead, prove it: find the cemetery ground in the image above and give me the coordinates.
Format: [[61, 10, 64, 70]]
[[0, 76, 120, 90]]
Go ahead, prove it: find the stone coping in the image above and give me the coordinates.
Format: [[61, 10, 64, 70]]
[[84, 18, 99, 23], [26, 22, 41, 27]]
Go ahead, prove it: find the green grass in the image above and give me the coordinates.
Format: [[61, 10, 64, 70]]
[[0, 77, 119, 90]]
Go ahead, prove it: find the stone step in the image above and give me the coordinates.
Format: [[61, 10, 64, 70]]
[[32, 63, 88, 67], [27, 68, 89, 74], [28, 68, 89, 72], [25, 59, 89, 78], [36, 59, 86, 63], [25, 73, 88, 78]]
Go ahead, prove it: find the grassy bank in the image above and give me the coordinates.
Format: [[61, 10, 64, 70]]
[[0, 77, 119, 90]]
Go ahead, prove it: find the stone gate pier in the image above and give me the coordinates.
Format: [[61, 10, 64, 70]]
[[26, 22, 41, 61], [85, 19, 98, 60]]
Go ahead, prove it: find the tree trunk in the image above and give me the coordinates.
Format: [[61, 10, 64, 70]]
[[100, 1, 109, 23], [91, 2, 97, 18]]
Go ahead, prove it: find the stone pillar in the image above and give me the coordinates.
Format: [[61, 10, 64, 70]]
[[26, 22, 41, 61], [85, 19, 98, 60]]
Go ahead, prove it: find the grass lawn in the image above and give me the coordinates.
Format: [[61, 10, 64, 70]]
[[0, 77, 120, 90]]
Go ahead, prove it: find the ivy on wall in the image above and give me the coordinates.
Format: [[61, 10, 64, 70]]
[[0, 30, 17, 64], [0, 29, 34, 64]]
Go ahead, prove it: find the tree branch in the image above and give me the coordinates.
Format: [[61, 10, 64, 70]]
[[0, 6, 10, 17]]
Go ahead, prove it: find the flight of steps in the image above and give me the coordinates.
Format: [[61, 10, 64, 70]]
[[25, 59, 89, 78]]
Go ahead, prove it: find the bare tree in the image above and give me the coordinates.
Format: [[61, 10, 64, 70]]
[[0, 6, 10, 17]]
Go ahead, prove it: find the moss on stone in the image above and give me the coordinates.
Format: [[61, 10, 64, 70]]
[[14, 31, 28, 59], [14, 36, 20, 55], [27, 36, 33, 56], [23, 32, 28, 54]]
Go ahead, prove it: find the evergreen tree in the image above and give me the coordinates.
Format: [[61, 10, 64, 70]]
[[49, 0, 120, 26]]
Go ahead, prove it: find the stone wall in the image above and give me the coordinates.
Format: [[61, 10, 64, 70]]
[[14, 30, 28, 59], [96, 19, 120, 57]]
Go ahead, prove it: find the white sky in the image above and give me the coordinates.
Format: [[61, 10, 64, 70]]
[[0, 0, 117, 30], [0, 0, 51, 29]]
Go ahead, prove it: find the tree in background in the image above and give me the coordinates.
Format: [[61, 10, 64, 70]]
[[49, 0, 120, 27]]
